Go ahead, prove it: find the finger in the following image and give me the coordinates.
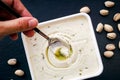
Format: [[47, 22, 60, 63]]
[[0, 17, 38, 37], [9, 33, 18, 40], [23, 30, 35, 37], [10, 29, 35, 40], [1, 0, 38, 39]]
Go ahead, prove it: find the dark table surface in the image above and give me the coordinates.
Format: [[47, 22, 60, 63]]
[[0, 0, 120, 80]]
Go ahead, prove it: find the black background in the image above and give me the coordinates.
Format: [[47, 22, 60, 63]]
[[0, 0, 120, 80]]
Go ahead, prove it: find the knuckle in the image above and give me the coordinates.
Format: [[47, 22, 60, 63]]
[[17, 18, 28, 32]]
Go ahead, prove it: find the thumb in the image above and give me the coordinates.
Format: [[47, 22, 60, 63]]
[[0, 17, 38, 37]]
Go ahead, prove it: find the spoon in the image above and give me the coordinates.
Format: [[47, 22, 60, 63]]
[[0, 1, 70, 53]]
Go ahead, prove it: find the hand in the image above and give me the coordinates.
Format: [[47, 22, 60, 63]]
[[0, 0, 38, 40]]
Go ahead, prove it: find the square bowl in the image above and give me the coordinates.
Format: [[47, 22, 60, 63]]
[[22, 13, 103, 80]]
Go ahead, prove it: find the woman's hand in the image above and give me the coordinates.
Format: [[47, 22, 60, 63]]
[[0, 0, 38, 40]]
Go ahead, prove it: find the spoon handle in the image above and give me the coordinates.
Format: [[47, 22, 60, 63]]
[[34, 28, 50, 40], [0, 0, 50, 40]]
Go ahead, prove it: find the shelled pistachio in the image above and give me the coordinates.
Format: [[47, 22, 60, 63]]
[[100, 9, 109, 16], [113, 13, 120, 21], [80, 6, 90, 13], [7, 58, 17, 66], [104, 24, 113, 32], [104, 1, 115, 8], [104, 51, 114, 58], [96, 23, 104, 33], [107, 32, 117, 39], [15, 69, 24, 77], [105, 44, 116, 50]]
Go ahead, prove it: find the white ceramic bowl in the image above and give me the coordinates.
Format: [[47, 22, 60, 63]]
[[22, 13, 103, 80]]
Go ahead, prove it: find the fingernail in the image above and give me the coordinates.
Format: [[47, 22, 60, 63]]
[[28, 18, 38, 28]]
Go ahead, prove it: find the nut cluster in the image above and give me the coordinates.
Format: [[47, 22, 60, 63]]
[[7, 58, 24, 77], [99, 1, 115, 16], [80, 1, 118, 58], [96, 23, 117, 40], [95, 1, 120, 58]]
